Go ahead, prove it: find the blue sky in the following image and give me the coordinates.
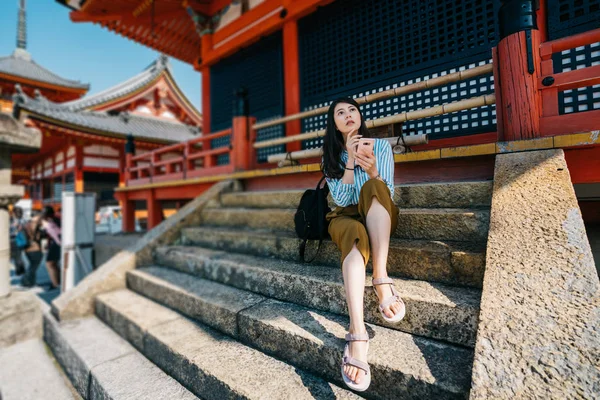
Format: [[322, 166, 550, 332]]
[[0, 0, 202, 109]]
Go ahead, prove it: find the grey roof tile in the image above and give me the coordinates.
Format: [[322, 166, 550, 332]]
[[0, 49, 89, 90], [18, 94, 199, 143]]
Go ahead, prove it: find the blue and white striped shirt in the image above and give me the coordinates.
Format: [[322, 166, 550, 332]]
[[325, 139, 395, 207]]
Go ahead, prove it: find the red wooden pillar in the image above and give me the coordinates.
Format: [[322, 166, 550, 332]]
[[74, 145, 84, 193], [231, 116, 250, 171], [122, 197, 136, 233], [247, 117, 257, 170], [536, 0, 548, 43], [200, 33, 214, 168], [231, 89, 250, 171], [283, 19, 302, 153], [496, 1, 542, 141], [146, 189, 163, 230]]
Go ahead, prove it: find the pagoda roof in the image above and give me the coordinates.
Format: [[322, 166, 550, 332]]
[[0, 48, 89, 91], [15, 92, 199, 144]]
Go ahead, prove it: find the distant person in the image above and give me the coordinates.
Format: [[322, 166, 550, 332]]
[[35, 206, 61, 289], [20, 214, 44, 288], [10, 206, 26, 275]]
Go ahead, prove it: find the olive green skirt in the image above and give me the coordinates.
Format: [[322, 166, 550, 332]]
[[326, 178, 398, 266]]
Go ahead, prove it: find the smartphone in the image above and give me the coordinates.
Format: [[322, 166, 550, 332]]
[[357, 138, 375, 156]]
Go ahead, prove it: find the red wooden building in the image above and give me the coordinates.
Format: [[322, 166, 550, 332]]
[[56, 0, 600, 231], [11, 53, 202, 212]]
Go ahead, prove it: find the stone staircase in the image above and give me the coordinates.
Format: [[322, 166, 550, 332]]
[[95, 180, 492, 399]]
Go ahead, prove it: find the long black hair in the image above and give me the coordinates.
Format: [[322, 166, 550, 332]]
[[321, 97, 370, 179]]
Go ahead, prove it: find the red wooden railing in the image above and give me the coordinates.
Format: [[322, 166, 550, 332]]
[[539, 28, 600, 136], [126, 128, 233, 185]]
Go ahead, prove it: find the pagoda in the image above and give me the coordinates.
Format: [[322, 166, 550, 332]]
[[0, 0, 89, 114]]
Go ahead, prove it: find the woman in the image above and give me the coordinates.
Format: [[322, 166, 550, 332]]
[[10, 207, 26, 275], [36, 206, 61, 289], [322, 98, 405, 392]]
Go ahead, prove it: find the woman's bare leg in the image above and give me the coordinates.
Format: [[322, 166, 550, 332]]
[[342, 243, 368, 384], [366, 197, 403, 318], [46, 261, 59, 288]]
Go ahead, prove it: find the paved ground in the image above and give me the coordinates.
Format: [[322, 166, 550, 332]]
[[10, 256, 60, 305], [94, 233, 144, 267]]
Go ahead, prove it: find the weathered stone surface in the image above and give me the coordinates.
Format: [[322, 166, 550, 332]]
[[0, 338, 74, 400], [96, 289, 181, 351], [220, 190, 305, 209], [97, 290, 362, 399], [394, 181, 493, 209], [180, 227, 485, 287], [239, 299, 473, 400], [200, 207, 296, 231], [154, 247, 480, 346], [201, 206, 490, 243], [395, 208, 490, 241], [44, 311, 197, 399], [43, 314, 134, 397], [51, 179, 238, 321], [88, 352, 198, 400], [219, 181, 493, 210], [0, 291, 42, 348], [127, 267, 266, 337], [471, 149, 600, 399]]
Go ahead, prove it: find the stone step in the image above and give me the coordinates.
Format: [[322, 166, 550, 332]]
[[395, 208, 490, 241], [96, 289, 364, 400], [218, 181, 492, 209], [0, 338, 75, 400], [181, 226, 485, 288], [43, 312, 198, 400], [116, 271, 473, 400], [199, 207, 490, 242], [153, 248, 480, 347]]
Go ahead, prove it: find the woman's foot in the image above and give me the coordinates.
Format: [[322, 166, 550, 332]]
[[343, 329, 369, 385], [373, 277, 405, 322]]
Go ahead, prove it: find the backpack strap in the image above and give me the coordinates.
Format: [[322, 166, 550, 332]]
[[300, 175, 328, 263], [299, 238, 323, 263]]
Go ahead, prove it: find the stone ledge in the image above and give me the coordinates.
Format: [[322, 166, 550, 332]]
[[0, 291, 42, 348], [50, 179, 239, 321], [470, 149, 600, 399]]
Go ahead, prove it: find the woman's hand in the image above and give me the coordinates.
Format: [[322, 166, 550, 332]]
[[354, 152, 378, 179], [345, 128, 362, 160]]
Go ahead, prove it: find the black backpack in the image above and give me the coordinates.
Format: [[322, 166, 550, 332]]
[[294, 175, 331, 262]]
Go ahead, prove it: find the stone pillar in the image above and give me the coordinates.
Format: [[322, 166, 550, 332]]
[[0, 114, 41, 297], [0, 147, 23, 297]]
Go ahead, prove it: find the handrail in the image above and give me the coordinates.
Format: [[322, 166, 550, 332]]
[[540, 28, 600, 58], [252, 63, 494, 131], [131, 152, 153, 162], [153, 142, 185, 156], [255, 94, 496, 149], [188, 128, 232, 145], [267, 134, 429, 164]]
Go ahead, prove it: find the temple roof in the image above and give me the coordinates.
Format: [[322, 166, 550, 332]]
[[0, 48, 89, 91], [15, 92, 199, 144], [59, 54, 202, 125], [64, 55, 172, 110]]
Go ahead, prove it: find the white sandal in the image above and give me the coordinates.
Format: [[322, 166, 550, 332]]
[[341, 332, 371, 392], [372, 277, 406, 323]]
